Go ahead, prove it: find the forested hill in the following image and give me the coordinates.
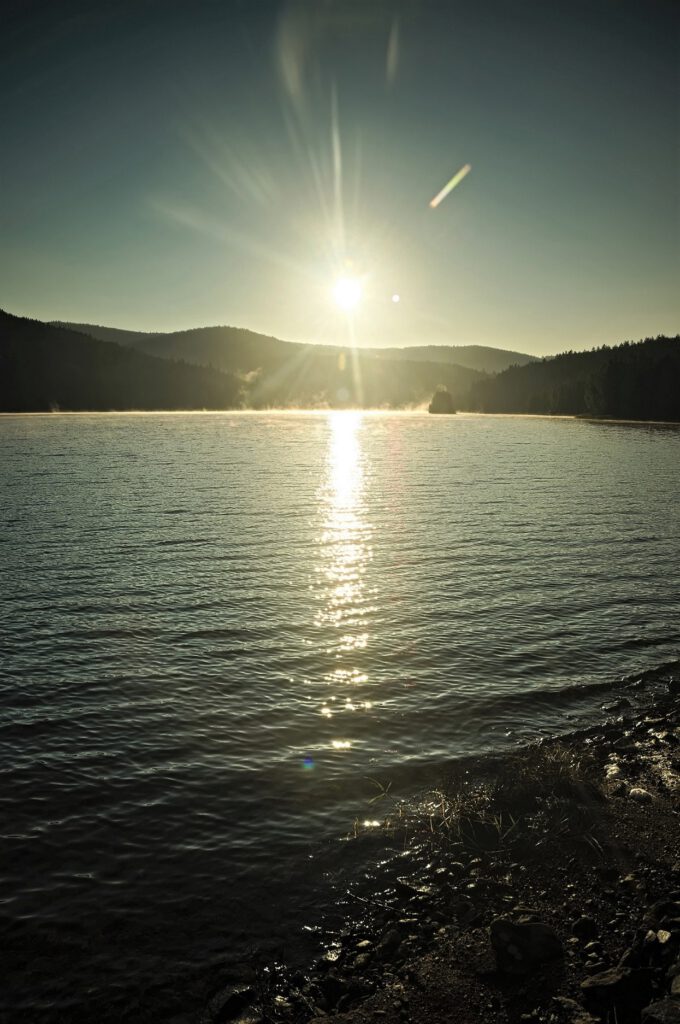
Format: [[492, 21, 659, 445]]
[[0, 310, 242, 411], [56, 321, 531, 375], [6, 312, 677, 417], [367, 344, 536, 374], [55, 321, 487, 408], [466, 336, 680, 421]]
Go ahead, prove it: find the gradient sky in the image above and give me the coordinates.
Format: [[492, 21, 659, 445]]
[[2, 0, 678, 355]]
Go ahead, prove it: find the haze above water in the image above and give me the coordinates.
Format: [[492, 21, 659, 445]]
[[2, 411, 680, 1021]]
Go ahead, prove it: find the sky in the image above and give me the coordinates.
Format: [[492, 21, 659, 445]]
[[1, 0, 678, 356]]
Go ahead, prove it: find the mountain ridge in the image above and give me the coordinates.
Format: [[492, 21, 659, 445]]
[[0, 310, 242, 412], [5, 311, 676, 419], [54, 321, 535, 376], [3, 311, 483, 411], [48, 320, 487, 409]]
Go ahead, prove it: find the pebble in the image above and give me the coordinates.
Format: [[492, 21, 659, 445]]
[[630, 787, 654, 803], [572, 917, 599, 941], [641, 1001, 680, 1023], [490, 918, 563, 974]]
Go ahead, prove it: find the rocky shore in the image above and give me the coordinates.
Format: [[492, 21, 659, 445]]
[[204, 664, 680, 1024]]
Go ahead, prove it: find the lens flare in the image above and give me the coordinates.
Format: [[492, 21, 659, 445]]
[[429, 163, 472, 208]]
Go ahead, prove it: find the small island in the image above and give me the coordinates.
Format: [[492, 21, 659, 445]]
[[428, 386, 456, 414]]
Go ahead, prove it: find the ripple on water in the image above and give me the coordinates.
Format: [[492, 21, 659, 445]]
[[1, 411, 679, 1020]]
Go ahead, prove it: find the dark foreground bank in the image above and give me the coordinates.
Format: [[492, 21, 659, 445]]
[[204, 665, 680, 1024]]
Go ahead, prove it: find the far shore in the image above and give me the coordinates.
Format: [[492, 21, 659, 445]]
[[2, 409, 680, 426]]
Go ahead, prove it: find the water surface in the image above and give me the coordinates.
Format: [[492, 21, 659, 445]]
[[2, 411, 679, 1021]]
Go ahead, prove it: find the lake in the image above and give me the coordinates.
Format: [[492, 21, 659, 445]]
[[2, 411, 679, 1022]]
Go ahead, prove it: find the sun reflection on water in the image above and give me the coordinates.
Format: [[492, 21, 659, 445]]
[[316, 411, 370, 636], [314, 410, 374, 745]]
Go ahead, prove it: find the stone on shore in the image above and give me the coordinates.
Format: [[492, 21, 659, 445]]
[[641, 1001, 680, 1023], [630, 787, 654, 803], [552, 997, 599, 1023], [572, 916, 599, 941], [490, 917, 563, 974], [580, 966, 652, 1017], [204, 984, 256, 1023]]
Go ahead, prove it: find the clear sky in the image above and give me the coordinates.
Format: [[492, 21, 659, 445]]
[[2, 0, 678, 355]]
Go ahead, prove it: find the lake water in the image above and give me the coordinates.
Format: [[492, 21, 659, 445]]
[[2, 411, 679, 1022]]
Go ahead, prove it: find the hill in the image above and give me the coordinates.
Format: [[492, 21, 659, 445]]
[[6, 315, 677, 417], [57, 322, 533, 376], [0, 311, 242, 411], [367, 344, 536, 374], [54, 322, 487, 409], [466, 336, 680, 421]]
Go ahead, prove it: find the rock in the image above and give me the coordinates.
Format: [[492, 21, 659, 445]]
[[394, 877, 423, 898], [428, 387, 456, 414], [572, 917, 599, 941], [619, 948, 641, 969], [273, 996, 293, 1013], [630, 787, 654, 803], [642, 1001, 680, 1023], [552, 997, 599, 1023], [672, 974, 680, 996], [581, 967, 652, 1017], [206, 985, 256, 1023], [645, 901, 680, 929], [378, 928, 402, 954], [490, 918, 563, 974], [318, 975, 349, 1009], [605, 698, 632, 713]]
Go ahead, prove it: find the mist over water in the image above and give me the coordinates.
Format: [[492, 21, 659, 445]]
[[2, 411, 679, 1021]]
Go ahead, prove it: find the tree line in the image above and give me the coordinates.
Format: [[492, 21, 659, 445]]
[[2, 309, 677, 420], [0, 310, 243, 411], [465, 336, 680, 421]]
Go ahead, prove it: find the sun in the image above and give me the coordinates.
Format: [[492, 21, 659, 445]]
[[333, 276, 362, 311]]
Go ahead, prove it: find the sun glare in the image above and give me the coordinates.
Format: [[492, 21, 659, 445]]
[[333, 276, 362, 311]]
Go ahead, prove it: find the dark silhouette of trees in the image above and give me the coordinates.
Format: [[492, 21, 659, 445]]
[[0, 310, 242, 411], [54, 320, 486, 409], [428, 386, 456, 413], [465, 336, 680, 421], [4, 309, 676, 419]]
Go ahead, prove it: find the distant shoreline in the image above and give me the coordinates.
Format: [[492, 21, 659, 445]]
[[2, 409, 679, 426]]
